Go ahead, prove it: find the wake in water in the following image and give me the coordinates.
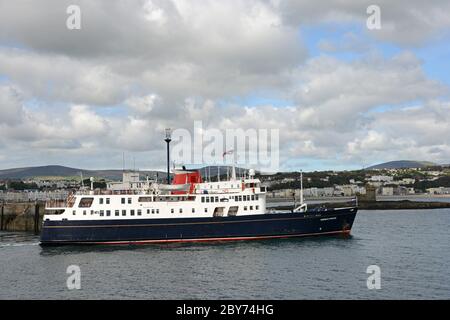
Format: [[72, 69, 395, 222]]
[[0, 242, 40, 248], [0, 231, 40, 248]]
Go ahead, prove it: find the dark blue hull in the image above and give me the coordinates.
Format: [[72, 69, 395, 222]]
[[40, 207, 357, 245]]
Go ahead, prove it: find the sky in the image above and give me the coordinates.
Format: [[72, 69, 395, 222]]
[[0, 0, 449, 172]]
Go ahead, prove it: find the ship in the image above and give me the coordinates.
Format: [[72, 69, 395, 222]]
[[40, 163, 358, 245], [41, 126, 357, 246]]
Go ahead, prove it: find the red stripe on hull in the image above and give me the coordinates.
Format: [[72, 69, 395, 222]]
[[49, 229, 351, 245]]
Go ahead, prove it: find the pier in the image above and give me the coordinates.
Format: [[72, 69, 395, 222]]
[[268, 198, 450, 211]]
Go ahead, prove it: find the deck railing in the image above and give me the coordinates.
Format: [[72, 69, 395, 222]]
[[74, 189, 150, 196], [45, 199, 69, 208]]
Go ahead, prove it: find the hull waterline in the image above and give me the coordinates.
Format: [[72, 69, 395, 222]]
[[40, 207, 357, 246]]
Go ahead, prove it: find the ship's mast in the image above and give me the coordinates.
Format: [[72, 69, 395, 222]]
[[223, 150, 235, 181], [90, 177, 94, 194], [80, 171, 84, 188], [293, 170, 307, 212], [164, 128, 172, 184], [300, 170, 304, 205]]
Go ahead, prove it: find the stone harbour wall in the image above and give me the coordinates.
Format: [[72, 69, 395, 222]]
[[0, 202, 45, 233]]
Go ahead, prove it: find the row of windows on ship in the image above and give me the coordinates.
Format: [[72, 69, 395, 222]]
[[72, 204, 260, 216], [78, 194, 260, 208]]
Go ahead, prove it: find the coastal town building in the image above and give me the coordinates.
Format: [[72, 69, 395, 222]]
[[427, 187, 450, 195], [381, 186, 394, 196], [368, 175, 394, 183]]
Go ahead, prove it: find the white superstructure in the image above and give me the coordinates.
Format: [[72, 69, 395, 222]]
[[107, 171, 151, 191], [44, 169, 268, 221]]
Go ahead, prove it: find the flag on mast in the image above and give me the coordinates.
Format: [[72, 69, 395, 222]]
[[222, 149, 234, 158]]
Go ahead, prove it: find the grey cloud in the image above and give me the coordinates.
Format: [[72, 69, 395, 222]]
[[0, 0, 306, 103], [0, 85, 24, 125], [0, 48, 130, 105], [277, 0, 450, 46]]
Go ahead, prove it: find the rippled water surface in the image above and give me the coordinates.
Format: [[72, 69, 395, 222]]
[[1, 209, 449, 299]]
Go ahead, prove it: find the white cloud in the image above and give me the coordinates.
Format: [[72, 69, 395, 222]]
[[69, 105, 108, 138], [345, 100, 450, 164], [125, 94, 161, 114], [0, 0, 449, 170]]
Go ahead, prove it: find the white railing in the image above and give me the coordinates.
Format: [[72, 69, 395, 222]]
[[45, 199, 69, 208], [75, 189, 149, 196]]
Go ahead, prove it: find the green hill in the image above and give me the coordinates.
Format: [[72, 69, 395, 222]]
[[366, 160, 436, 170], [0, 165, 164, 181]]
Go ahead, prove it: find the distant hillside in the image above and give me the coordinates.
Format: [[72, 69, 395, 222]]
[[0, 165, 250, 181], [366, 160, 437, 170], [0, 165, 164, 181]]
